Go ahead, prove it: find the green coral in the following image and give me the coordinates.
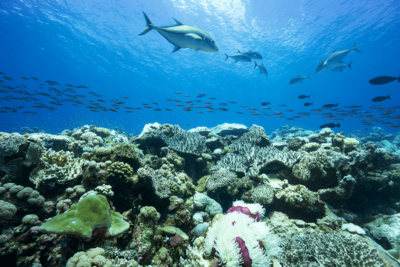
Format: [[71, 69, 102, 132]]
[[160, 226, 189, 240], [38, 195, 129, 239], [195, 175, 210, 193], [107, 161, 133, 180]]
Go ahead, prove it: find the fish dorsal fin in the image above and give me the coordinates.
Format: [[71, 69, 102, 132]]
[[331, 49, 336, 53], [172, 18, 183, 25], [185, 33, 202, 41]]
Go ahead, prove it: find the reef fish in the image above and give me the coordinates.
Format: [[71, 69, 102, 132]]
[[323, 103, 339, 108], [261, 102, 270, 106], [237, 49, 262, 59], [254, 62, 268, 77], [139, 12, 218, 53], [225, 53, 251, 63], [369, 76, 400, 85], [316, 43, 362, 74], [304, 102, 313, 106], [331, 61, 352, 72], [290, 75, 310, 84], [298, 95, 310, 99], [372, 95, 390, 102], [320, 123, 340, 129]]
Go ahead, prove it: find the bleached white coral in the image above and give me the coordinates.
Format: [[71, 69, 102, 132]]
[[204, 211, 281, 267], [180, 237, 211, 267], [344, 138, 359, 147], [232, 200, 266, 218]]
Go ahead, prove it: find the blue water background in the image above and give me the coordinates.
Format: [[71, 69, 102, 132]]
[[0, 0, 399, 135]]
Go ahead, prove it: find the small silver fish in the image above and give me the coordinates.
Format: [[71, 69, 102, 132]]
[[254, 62, 268, 77], [237, 49, 262, 59], [225, 53, 251, 63], [331, 61, 353, 72], [290, 74, 310, 85]]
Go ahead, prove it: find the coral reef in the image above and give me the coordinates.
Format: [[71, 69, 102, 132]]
[[204, 201, 281, 266], [158, 125, 207, 156], [279, 232, 387, 266], [39, 195, 129, 239], [29, 149, 85, 189], [1, 123, 400, 266]]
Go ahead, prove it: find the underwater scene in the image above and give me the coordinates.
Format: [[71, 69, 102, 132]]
[[1, 0, 400, 266]]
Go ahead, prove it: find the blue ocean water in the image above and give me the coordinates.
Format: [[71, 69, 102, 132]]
[[0, 0, 399, 135]]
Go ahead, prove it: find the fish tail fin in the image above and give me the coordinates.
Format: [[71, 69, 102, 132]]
[[307, 74, 311, 79], [398, 76, 400, 82], [388, 95, 390, 100], [139, 12, 153, 35], [348, 61, 353, 70], [308, 95, 310, 98], [254, 62, 257, 69], [225, 53, 229, 61], [311, 102, 313, 106], [353, 42, 362, 53], [336, 123, 341, 128]]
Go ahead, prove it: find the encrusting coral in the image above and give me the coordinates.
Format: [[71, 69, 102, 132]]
[[39, 195, 129, 239]]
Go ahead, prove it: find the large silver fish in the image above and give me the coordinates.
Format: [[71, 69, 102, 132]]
[[237, 49, 262, 60], [331, 61, 352, 72], [139, 12, 218, 53], [225, 53, 252, 63], [290, 74, 310, 85], [316, 43, 361, 74], [254, 62, 268, 77]]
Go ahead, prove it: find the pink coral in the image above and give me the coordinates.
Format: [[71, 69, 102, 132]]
[[227, 205, 261, 222]]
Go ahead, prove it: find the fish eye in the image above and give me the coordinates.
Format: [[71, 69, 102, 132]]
[[212, 40, 215, 44]]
